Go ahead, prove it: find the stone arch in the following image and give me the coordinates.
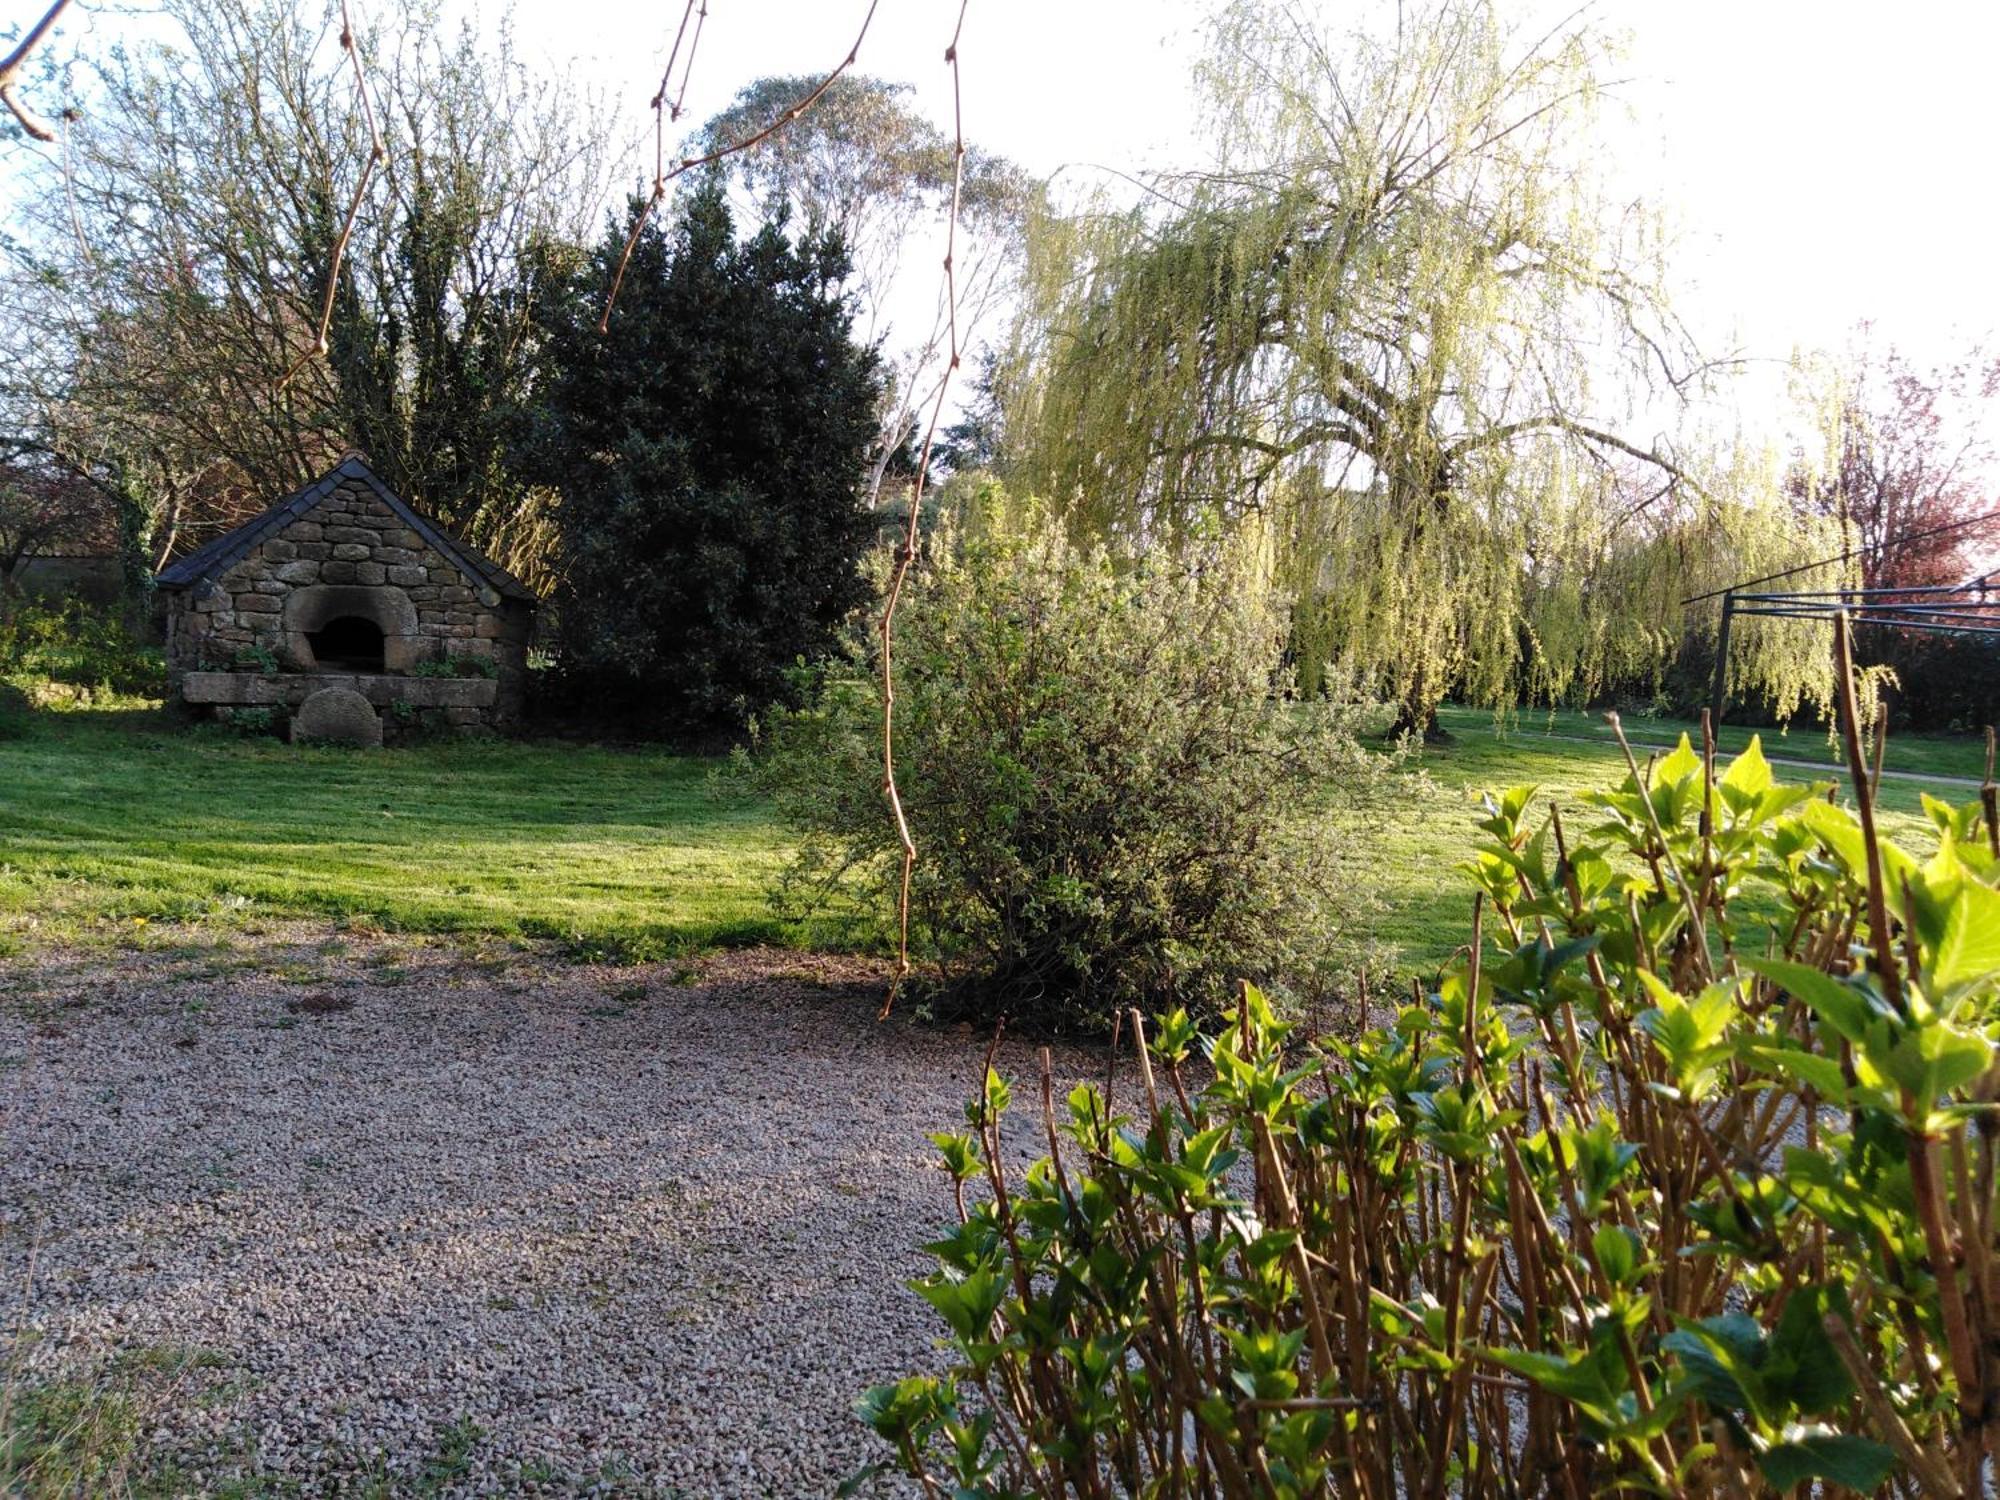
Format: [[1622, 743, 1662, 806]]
[[282, 584, 423, 673]]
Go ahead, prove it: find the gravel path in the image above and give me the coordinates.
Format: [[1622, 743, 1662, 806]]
[[0, 934, 1091, 1496]]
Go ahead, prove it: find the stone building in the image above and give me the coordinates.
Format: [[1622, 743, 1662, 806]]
[[156, 454, 536, 743]]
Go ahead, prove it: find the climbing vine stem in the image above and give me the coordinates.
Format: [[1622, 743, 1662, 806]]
[[876, 0, 968, 1020], [598, 0, 884, 331], [277, 0, 382, 388]]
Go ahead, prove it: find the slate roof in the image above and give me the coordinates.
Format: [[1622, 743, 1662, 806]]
[[155, 455, 537, 604]]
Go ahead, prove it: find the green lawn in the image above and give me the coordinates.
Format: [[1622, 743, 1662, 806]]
[[1368, 709, 1966, 971], [0, 708, 816, 960], [1433, 704, 1992, 783], [0, 703, 1982, 974]]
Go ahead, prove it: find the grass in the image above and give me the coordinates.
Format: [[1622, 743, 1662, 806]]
[[0, 1343, 237, 1498], [0, 1356, 488, 1498], [0, 1375, 145, 1496], [0, 706, 821, 961], [0, 699, 1983, 975], [1435, 703, 1993, 782], [1374, 710, 1962, 969]]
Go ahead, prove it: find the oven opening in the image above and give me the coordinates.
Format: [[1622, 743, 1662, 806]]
[[306, 615, 387, 673]]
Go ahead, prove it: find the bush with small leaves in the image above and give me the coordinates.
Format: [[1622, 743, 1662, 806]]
[[0, 597, 164, 698], [858, 658, 2000, 1495], [751, 502, 1400, 1032]]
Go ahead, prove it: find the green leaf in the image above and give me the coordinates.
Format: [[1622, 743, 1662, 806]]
[[1801, 799, 1920, 892], [1879, 1018, 1992, 1106], [1592, 1224, 1642, 1287], [983, 1067, 1011, 1119], [1742, 957, 1875, 1044], [1719, 736, 1772, 798], [910, 1267, 1003, 1342], [853, 1376, 947, 1441], [1930, 876, 2000, 994], [1767, 1285, 1854, 1416], [1662, 1313, 1765, 1419], [1482, 1346, 1619, 1411], [929, 1131, 982, 1181], [1743, 1042, 1849, 1101], [1755, 1430, 1896, 1493], [835, 1459, 899, 1497], [1919, 792, 1987, 844], [1652, 733, 1702, 791]]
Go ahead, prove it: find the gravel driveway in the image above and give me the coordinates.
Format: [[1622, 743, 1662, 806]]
[[0, 934, 1091, 1496]]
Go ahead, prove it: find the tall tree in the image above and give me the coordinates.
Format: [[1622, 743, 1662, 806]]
[[1004, 0, 1810, 732], [526, 182, 882, 730], [694, 75, 1033, 501], [1790, 335, 2000, 589]]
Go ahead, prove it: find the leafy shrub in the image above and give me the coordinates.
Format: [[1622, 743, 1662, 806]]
[[212, 705, 277, 737], [411, 656, 499, 679], [753, 506, 1397, 1032], [0, 597, 164, 699], [224, 643, 278, 675], [859, 715, 2000, 1496]]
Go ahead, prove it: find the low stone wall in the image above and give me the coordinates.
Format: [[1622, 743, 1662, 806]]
[[182, 671, 500, 742], [181, 672, 498, 710]]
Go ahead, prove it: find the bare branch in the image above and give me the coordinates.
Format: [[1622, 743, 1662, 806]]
[[599, 0, 883, 332], [277, 0, 383, 389], [876, 0, 968, 1020], [58, 104, 91, 266], [0, 0, 72, 141]]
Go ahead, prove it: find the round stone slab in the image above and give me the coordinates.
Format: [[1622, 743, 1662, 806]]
[[290, 685, 383, 748]]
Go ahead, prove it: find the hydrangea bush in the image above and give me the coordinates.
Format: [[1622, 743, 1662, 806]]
[[858, 699, 2000, 1497]]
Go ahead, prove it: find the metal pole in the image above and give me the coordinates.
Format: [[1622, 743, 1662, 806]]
[[1709, 590, 1734, 725]]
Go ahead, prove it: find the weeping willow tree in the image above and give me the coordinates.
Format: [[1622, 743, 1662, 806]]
[[1514, 444, 1852, 721], [1003, 0, 1825, 731]]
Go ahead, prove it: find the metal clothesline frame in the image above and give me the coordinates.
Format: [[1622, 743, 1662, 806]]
[[1708, 574, 2000, 721]]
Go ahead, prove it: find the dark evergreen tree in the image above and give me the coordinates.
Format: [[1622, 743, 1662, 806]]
[[930, 349, 1005, 476], [528, 181, 882, 730]]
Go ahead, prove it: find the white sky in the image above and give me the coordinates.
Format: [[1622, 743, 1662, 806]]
[[14, 0, 1994, 435], [502, 0, 2000, 418]]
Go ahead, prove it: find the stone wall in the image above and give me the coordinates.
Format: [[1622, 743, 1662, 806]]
[[163, 475, 531, 733]]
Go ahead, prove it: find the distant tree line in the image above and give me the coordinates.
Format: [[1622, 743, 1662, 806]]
[[3, 0, 1990, 736]]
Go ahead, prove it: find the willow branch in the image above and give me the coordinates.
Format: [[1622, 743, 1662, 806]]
[[1443, 410, 1709, 514]]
